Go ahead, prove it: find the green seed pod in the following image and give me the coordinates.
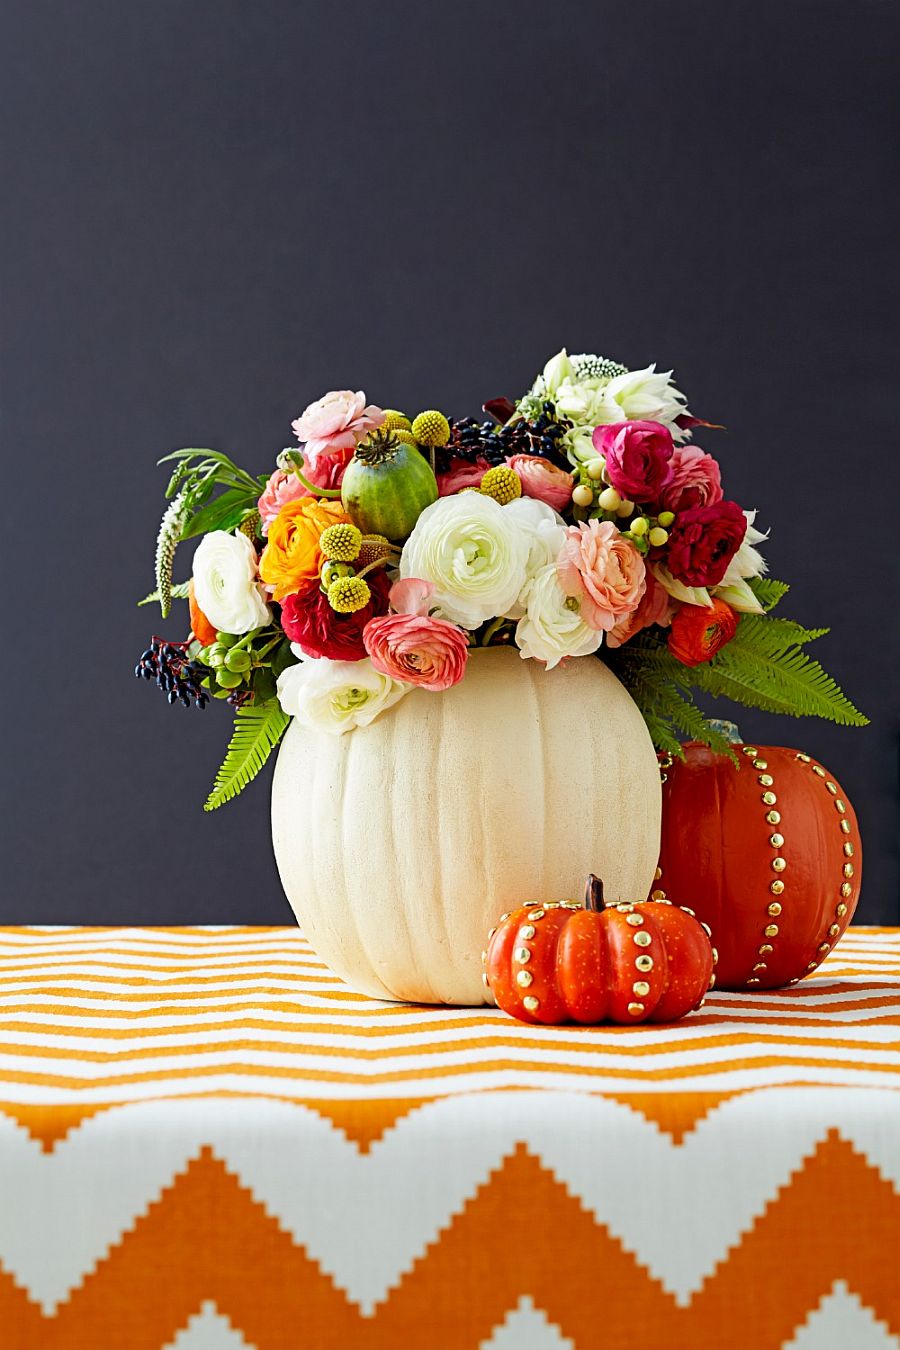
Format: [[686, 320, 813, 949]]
[[215, 631, 239, 648], [321, 560, 356, 590], [225, 648, 252, 674], [215, 668, 243, 689]]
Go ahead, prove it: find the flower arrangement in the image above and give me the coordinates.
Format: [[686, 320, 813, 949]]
[[136, 349, 866, 809]]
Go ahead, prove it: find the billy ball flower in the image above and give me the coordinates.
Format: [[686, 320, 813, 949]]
[[320, 522, 362, 562], [479, 465, 522, 504], [258, 497, 351, 600], [328, 575, 372, 613], [411, 410, 451, 447]]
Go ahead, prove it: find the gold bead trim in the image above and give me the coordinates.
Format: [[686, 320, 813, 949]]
[[841, 882, 852, 898], [843, 842, 855, 857], [753, 758, 768, 769], [633, 980, 651, 997], [516, 969, 533, 988], [768, 902, 782, 916], [764, 923, 779, 938], [770, 833, 785, 848], [651, 888, 667, 901], [759, 943, 773, 955], [626, 913, 644, 926], [772, 857, 786, 873], [633, 931, 652, 948], [520, 924, 535, 940], [742, 746, 758, 756], [762, 791, 777, 805], [766, 809, 781, 825], [523, 995, 540, 1012], [770, 880, 785, 895], [793, 752, 859, 980], [635, 954, 654, 972], [840, 819, 851, 834], [514, 947, 531, 964], [527, 909, 545, 921], [627, 1002, 645, 1016]]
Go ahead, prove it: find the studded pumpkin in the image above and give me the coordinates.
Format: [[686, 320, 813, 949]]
[[483, 875, 715, 1025], [655, 737, 862, 990]]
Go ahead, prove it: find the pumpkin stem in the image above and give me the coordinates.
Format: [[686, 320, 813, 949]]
[[583, 874, 606, 912]]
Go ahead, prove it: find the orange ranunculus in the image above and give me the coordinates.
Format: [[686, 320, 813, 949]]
[[258, 497, 350, 600], [667, 597, 738, 667], [188, 579, 218, 645]]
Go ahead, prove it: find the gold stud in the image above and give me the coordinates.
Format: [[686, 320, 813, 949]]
[[840, 819, 851, 833], [768, 902, 782, 916], [627, 1002, 645, 1016], [753, 962, 767, 972], [796, 753, 811, 762], [488, 926, 497, 939], [762, 791, 777, 805], [770, 880, 785, 895], [516, 969, 533, 988], [770, 833, 784, 848], [759, 943, 774, 954], [826, 782, 838, 795], [545, 902, 560, 910], [818, 942, 830, 954], [772, 857, 786, 872], [711, 947, 719, 963], [681, 906, 697, 916], [626, 913, 644, 926], [766, 809, 782, 825], [841, 882, 853, 898], [651, 888, 667, 901], [753, 758, 768, 769], [758, 773, 774, 787], [807, 960, 817, 970], [616, 904, 634, 913], [527, 909, 545, 921], [829, 923, 840, 937], [765, 923, 779, 937], [499, 912, 511, 922], [523, 995, 540, 1012], [836, 903, 848, 918], [514, 947, 531, 964], [560, 901, 580, 910], [701, 922, 712, 936], [654, 866, 663, 881], [520, 924, 536, 940], [481, 949, 488, 963], [633, 980, 651, 997], [708, 974, 716, 989], [812, 765, 825, 777], [482, 972, 490, 987], [843, 842, 854, 857], [843, 863, 854, 879], [835, 800, 846, 814], [743, 746, 758, 756], [634, 931, 652, 947], [636, 954, 654, 972], [747, 977, 761, 985]]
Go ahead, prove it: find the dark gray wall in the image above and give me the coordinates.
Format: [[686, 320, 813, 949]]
[[2, 1, 897, 923]]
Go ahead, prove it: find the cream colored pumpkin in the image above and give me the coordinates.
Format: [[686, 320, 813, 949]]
[[271, 647, 661, 1005]]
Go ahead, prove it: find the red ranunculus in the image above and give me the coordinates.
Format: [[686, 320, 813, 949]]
[[592, 420, 674, 503], [280, 569, 391, 661], [667, 598, 738, 666], [666, 500, 747, 587]]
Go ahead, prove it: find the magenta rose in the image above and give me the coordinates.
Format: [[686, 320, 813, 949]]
[[666, 500, 748, 587], [281, 570, 391, 661], [592, 420, 674, 503], [505, 454, 574, 511], [363, 612, 469, 691], [660, 445, 724, 514], [438, 456, 491, 496]]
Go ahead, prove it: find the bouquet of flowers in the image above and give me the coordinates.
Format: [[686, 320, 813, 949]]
[[136, 349, 866, 809]]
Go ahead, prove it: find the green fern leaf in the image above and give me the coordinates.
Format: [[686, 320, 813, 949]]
[[737, 614, 831, 650], [696, 635, 868, 725], [137, 581, 190, 607], [204, 702, 290, 811], [747, 576, 789, 611]]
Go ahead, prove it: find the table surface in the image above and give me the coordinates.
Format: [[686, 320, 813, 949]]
[[2, 925, 899, 1350]]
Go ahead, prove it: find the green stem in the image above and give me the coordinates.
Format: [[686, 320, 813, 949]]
[[480, 617, 508, 646], [292, 468, 343, 499], [356, 556, 394, 581]]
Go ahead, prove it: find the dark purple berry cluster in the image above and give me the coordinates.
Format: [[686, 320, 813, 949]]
[[135, 638, 208, 709], [439, 404, 572, 473]]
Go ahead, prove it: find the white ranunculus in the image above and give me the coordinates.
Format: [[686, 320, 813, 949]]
[[515, 564, 602, 669], [501, 496, 568, 619], [721, 510, 769, 585], [399, 492, 530, 629], [595, 365, 689, 436], [276, 654, 410, 734], [192, 530, 271, 635]]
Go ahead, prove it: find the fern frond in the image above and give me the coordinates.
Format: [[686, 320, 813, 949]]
[[204, 702, 290, 811], [696, 631, 868, 726], [737, 614, 831, 650], [137, 581, 190, 608], [748, 576, 789, 611]]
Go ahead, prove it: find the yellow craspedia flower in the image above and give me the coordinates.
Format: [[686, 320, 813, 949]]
[[391, 428, 417, 446], [411, 410, 451, 447], [480, 465, 522, 505], [238, 508, 261, 540], [319, 522, 362, 562], [327, 575, 372, 613], [357, 533, 396, 567], [381, 409, 412, 432]]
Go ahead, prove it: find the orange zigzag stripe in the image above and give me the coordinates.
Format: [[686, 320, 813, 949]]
[[0, 1133, 898, 1348]]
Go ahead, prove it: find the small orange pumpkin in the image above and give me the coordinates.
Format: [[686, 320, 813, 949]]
[[484, 875, 715, 1025]]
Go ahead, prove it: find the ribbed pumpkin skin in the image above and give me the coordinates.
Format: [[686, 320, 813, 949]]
[[271, 648, 662, 1004], [656, 742, 862, 990]]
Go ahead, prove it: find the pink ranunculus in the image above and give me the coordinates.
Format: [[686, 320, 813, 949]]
[[363, 612, 469, 692], [606, 568, 677, 648], [437, 456, 491, 496], [258, 449, 351, 534], [592, 420, 675, 504], [557, 519, 647, 632], [506, 454, 574, 511], [666, 500, 748, 588], [291, 390, 384, 465], [660, 444, 724, 514]]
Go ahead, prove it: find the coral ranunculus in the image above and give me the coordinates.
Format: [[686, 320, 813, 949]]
[[606, 568, 676, 648], [667, 597, 738, 666], [556, 519, 647, 632], [258, 498, 350, 601], [364, 612, 469, 691], [281, 569, 391, 662], [437, 457, 492, 496], [660, 444, 724, 514], [592, 420, 675, 503], [505, 454, 574, 511], [666, 499, 747, 588]]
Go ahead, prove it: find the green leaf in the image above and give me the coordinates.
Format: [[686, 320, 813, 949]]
[[180, 486, 259, 541], [204, 702, 290, 811], [747, 576, 790, 611], [137, 580, 190, 607]]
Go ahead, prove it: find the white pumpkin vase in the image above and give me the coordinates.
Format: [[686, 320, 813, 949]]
[[271, 647, 661, 1005]]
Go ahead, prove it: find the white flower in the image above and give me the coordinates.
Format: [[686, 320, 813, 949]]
[[192, 530, 271, 635], [501, 496, 567, 620], [715, 579, 764, 614], [595, 365, 689, 435], [515, 564, 602, 669], [532, 348, 576, 402], [276, 653, 409, 734], [399, 493, 530, 629], [721, 510, 769, 585], [652, 564, 712, 609]]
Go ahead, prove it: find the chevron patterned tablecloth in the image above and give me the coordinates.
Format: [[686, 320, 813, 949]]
[[0, 927, 898, 1350]]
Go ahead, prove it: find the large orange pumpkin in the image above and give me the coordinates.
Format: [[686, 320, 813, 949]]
[[483, 875, 715, 1025], [656, 739, 862, 990]]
